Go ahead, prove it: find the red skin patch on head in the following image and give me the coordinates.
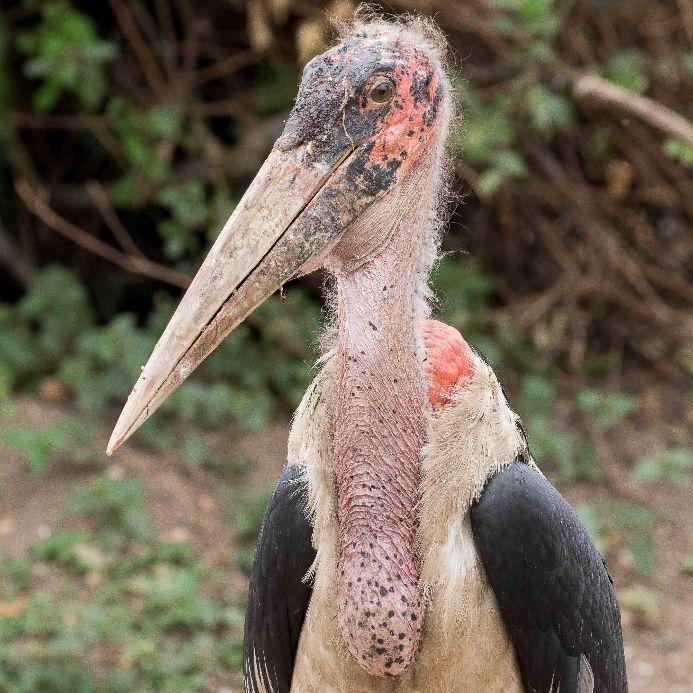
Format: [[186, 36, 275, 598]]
[[423, 319, 474, 408], [367, 50, 441, 179]]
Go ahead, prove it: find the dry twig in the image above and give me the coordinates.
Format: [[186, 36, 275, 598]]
[[85, 180, 146, 260], [107, 0, 170, 99], [572, 73, 693, 144], [16, 179, 190, 289], [0, 219, 35, 286]]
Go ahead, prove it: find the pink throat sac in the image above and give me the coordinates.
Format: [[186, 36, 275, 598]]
[[332, 228, 428, 677]]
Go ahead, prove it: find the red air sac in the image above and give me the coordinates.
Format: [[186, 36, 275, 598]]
[[423, 320, 474, 408]]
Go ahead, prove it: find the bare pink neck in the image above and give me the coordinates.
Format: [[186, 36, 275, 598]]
[[333, 217, 428, 676]]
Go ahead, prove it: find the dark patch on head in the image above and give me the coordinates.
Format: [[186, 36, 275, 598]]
[[410, 68, 433, 107], [279, 38, 397, 165], [340, 141, 403, 199]]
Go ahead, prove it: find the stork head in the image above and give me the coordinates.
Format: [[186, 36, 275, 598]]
[[107, 18, 452, 456]]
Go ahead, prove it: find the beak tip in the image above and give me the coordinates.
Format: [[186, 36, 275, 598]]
[[106, 418, 129, 457], [105, 433, 120, 457]]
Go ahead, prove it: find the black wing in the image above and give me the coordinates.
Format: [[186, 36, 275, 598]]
[[471, 461, 627, 693], [243, 465, 316, 693]]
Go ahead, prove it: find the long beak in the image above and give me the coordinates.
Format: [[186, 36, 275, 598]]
[[107, 137, 360, 455]]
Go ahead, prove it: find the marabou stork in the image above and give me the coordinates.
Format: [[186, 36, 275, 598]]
[[108, 16, 627, 693]]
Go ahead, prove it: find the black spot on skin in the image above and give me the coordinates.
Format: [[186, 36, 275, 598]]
[[423, 83, 444, 126], [410, 69, 433, 107]]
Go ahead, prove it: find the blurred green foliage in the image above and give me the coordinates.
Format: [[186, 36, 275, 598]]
[[1, 550, 242, 689], [631, 448, 692, 487], [605, 49, 649, 94], [33, 531, 97, 574], [576, 499, 657, 579], [0, 475, 245, 692], [16, 1, 118, 112], [71, 476, 151, 542], [2, 419, 88, 475], [663, 138, 693, 167]]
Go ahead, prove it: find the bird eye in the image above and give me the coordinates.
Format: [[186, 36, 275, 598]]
[[369, 79, 394, 105]]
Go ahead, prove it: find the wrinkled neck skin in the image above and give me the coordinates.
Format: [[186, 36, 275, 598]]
[[326, 157, 436, 677]]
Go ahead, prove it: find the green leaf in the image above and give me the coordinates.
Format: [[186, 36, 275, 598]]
[[34, 531, 97, 573], [632, 448, 692, 487], [605, 49, 649, 93], [524, 415, 574, 475], [663, 139, 693, 168], [1, 420, 83, 475], [620, 586, 661, 612], [156, 182, 209, 228], [520, 375, 556, 417], [525, 84, 574, 133], [182, 438, 210, 467], [493, 150, 528, 177], [573, 438, 602, 482], [455, 83, 516, 164], [156, 219, 200, 261], [477, 151, 527, 197], [576, 389, 635, 431], [607, 500, 654, 533], [218, 640, 244, 668], [630, 533, 656, 578], [18, 264, 92, 362], [492, 0, 559, 38], [108, 99, 179, 185], [146, 103, 183, 139], [16, 0, 117, 112], [231, 489, 273, 542]]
